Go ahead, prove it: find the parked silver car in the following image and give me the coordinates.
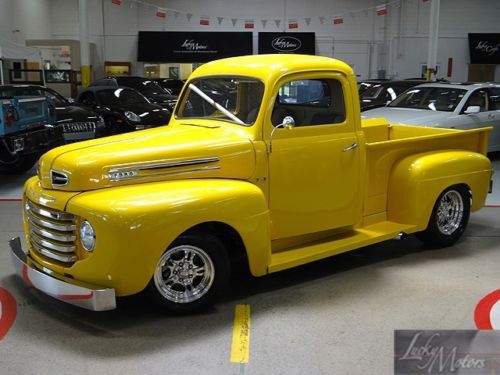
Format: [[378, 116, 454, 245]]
[[362, 82, 500, 152]]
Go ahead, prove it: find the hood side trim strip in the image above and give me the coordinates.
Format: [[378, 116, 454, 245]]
[[108, 157, 220, 174], [108, 166, 221, 183]]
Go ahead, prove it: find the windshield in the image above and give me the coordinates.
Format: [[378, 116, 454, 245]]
[[389, 87, 467, 112], [360, 85, 384, 99], [125, 80, 167, 95], [176, 76, 264, 126], [96, 88, 149, 106], [0, 87, 68, 106]]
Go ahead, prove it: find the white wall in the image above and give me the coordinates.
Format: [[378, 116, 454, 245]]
[[0, 0, 53, 44], [1, 0, 500, 81]]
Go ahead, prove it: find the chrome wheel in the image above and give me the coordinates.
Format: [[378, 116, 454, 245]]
[[436, 190, 464, 235], [154, 245, 215, 304]]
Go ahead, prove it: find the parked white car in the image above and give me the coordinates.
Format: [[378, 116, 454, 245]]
[[362, 82, 500, 152]]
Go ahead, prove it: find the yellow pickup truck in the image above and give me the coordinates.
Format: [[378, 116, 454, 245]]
[[10, 55, 493, 312]]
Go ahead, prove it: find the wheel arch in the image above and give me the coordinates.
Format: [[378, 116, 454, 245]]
[[387, 150, 491, 231], [179, 221, 251, 278]]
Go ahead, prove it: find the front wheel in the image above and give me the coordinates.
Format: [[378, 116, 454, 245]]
[[416, 185, 470, 247], [146, 232, 230, 313], [0, 153, 38, 174]]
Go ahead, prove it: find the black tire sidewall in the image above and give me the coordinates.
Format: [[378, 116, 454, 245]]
[[0, 154, 38, 174], [418, 185, 470, 247], [146, 232, 230, 313]]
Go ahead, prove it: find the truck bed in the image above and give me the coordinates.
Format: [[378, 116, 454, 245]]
[[361, 118, 491, 219]]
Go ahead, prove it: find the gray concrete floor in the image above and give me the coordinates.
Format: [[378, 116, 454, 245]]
[[0, 154, 499, 374]]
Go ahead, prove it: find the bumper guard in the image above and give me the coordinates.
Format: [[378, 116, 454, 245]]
[[9, 237, 116, 311]]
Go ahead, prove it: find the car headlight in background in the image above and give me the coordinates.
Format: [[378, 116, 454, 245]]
[[124, 111, 141, 122], [80, 220, 96, 252], [97, 116, 105, 128]]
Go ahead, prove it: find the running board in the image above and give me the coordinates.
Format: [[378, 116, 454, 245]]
[[268, 221, 417, 273]]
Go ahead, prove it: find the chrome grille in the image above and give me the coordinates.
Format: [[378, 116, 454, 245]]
[[61, 121, 96, 133], [25, 200, 78, 264]]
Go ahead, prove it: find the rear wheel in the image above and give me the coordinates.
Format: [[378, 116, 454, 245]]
[[146, 232, 230, 313], [416, 185, 470, 247]]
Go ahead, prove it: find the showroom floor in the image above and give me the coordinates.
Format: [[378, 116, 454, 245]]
[[0, 155, 499, 374]]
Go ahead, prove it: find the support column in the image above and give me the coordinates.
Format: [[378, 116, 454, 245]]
[[78, 0, 91, 87], [425, 0, 440, 81]]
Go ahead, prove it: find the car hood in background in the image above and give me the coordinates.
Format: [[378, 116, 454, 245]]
[[55, 105, 100, 123], [115, 102, 171, 125], [361, 107, 452, 126]]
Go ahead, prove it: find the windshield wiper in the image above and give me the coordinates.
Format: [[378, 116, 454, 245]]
[[188, 84, 245, 125]]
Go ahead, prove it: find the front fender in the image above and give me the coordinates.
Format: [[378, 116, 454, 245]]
[[387, 150, 492, 230], [65, 179, 270, 296]]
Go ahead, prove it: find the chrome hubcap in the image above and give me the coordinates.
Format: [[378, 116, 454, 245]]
[[154, 245, 215, 304], [436, 190, 464, 235]]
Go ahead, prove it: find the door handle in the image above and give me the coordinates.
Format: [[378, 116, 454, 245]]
[[342, 143, 358, 152]]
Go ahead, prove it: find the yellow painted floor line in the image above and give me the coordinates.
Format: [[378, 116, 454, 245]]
[[230, 304, 251, 364]]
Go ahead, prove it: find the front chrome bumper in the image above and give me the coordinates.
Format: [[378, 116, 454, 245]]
[[9, 237, 116, 311]]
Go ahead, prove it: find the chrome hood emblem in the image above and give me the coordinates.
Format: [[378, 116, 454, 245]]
[[50, 170, 69, 187]]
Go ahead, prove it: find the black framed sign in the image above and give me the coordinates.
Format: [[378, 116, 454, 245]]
[[138, 31, 253, 63], [258, 32, 315, 55], [468, 33, 500, 64]]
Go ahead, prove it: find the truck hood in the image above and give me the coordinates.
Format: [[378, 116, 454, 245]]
[[361, 107, 451, 126], [38, 123, 256, 191]]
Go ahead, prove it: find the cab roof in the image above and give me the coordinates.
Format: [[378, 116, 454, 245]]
[[189, 54, 355, 82]]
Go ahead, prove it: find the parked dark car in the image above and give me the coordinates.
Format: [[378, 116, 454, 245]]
[[0, 85, 105, 142], [359, 80, 425, 111], [358, 79, 388, 95], [77, 86, 171, 134], [154, 78, 185, 96], [89, 77, 177, 111]]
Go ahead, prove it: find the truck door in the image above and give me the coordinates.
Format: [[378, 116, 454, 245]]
[[267, 73, 362, 240]]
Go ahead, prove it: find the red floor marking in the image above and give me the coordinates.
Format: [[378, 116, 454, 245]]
[[474, 289, 500, 330], [0, 288, 17, 340], [484, 205, 500, 208], [0, 199, 22, 202]]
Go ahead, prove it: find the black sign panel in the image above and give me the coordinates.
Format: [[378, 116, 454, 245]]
[[258, 32, 315, 55], [138, 31, 253, 63], [468, 33, 500, 64]]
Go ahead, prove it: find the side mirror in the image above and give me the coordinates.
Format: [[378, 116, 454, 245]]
[[269, 116, 295, 153], [279, 116, 295, 129], [464, 105, 480, 114]]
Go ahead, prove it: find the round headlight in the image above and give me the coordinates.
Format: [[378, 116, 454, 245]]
[[124, 111, 141, 122], [80, 220, 96, 252]]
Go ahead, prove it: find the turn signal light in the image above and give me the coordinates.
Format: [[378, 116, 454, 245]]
[[5, 111, 15, 126]]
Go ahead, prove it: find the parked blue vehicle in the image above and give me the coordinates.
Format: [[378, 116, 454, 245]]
[[0, 96, 63, 174]]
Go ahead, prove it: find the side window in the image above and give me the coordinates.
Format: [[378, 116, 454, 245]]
[[464, 90, 488, 112], [79, 92, 96, 106], [487, 88, 500, 111], [274, 78, 345, 127], [44, 89, 67, 106]]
